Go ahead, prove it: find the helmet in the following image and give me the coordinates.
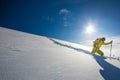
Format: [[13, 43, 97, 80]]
[[102, 37, 105, 41]]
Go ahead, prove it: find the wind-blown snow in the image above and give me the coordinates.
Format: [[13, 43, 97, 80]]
[[0, 27, 120, 80]]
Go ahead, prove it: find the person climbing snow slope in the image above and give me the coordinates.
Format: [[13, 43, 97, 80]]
[[91, 37, 112, 56]]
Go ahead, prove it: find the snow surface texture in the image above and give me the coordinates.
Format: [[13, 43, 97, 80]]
[[0, 27, 120, 80]]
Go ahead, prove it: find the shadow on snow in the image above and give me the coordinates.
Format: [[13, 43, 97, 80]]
[[93, 55, 120, 80], [49, 38, 120, 80]]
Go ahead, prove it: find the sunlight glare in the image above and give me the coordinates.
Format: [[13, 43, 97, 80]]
[[85, 23, 96, 34]]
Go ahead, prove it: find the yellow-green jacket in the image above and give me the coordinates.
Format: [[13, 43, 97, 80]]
[[93, 38, 111, 49]]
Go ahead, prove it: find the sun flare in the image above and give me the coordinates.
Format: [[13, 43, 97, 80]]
[[85, 23, 96, 34]]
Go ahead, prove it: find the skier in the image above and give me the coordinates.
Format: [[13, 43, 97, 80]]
[[91, 37, 112, 56]]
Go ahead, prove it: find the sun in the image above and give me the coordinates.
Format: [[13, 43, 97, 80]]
[[85, 22, 96, 34]]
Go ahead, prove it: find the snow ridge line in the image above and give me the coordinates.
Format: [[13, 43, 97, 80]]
[[49, 38, 91, 54], [49, 38, 120, 61]]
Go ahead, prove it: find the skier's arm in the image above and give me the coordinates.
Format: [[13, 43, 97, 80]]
[[103, 41, 112, 45]]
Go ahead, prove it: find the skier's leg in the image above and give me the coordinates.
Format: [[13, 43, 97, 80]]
[[91, 47, 99, 54], [97, 50, 104, 56], [91, 47, 97, 54]]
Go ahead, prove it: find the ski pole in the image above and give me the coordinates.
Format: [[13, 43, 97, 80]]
[[110, 41, 113, 58]]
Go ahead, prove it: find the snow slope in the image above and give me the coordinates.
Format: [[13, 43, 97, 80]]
[[0, 27, 120, 80]]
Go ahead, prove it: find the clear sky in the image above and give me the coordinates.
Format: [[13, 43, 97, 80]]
[[0, 0, 120, 44]]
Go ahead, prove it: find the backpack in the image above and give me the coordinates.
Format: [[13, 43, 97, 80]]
[[93, 38, 102, 46]]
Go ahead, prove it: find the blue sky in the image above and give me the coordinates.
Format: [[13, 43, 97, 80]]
[[0, 0, 120, 44]]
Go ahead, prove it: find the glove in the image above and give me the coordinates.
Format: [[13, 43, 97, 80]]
[[110, 40, 113, 44]]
